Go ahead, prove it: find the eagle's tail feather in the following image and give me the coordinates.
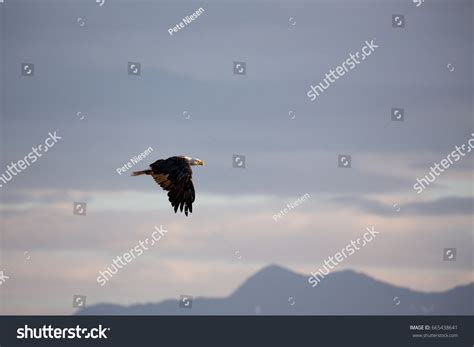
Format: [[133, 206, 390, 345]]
[[131, 170, 152, 176]]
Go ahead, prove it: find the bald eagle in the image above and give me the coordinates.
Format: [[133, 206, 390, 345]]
[[132, 156, 204, 216]]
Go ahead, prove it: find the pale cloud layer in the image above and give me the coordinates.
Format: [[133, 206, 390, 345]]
[[1, 188, 473, 314]]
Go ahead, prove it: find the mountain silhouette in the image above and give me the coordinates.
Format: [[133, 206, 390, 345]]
[[76, 264, 473, 315]]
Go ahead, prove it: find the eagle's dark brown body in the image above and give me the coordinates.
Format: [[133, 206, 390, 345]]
[[132, 156, 199, 216]]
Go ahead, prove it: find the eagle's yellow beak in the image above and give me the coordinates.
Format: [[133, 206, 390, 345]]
[[198, 160, 205, 166]]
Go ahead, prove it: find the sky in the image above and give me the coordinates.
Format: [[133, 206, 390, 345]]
[[0, 0, 473, 314]]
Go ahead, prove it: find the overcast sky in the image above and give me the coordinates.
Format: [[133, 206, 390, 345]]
[[0, 0, 473, 314]]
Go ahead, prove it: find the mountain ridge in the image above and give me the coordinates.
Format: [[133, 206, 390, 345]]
[[76, 264, 473, 315]]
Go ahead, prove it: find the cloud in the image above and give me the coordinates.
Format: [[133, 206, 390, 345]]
[[328, 195, 474, 217]]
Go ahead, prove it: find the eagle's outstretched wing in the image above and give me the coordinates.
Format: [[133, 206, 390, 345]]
[[149, 157, 195, 216]]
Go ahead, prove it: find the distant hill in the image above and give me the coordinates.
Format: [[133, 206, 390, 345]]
[[76, 265, 473, 315]]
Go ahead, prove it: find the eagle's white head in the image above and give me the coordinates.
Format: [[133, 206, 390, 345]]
[[182, 156, 204, 166]]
